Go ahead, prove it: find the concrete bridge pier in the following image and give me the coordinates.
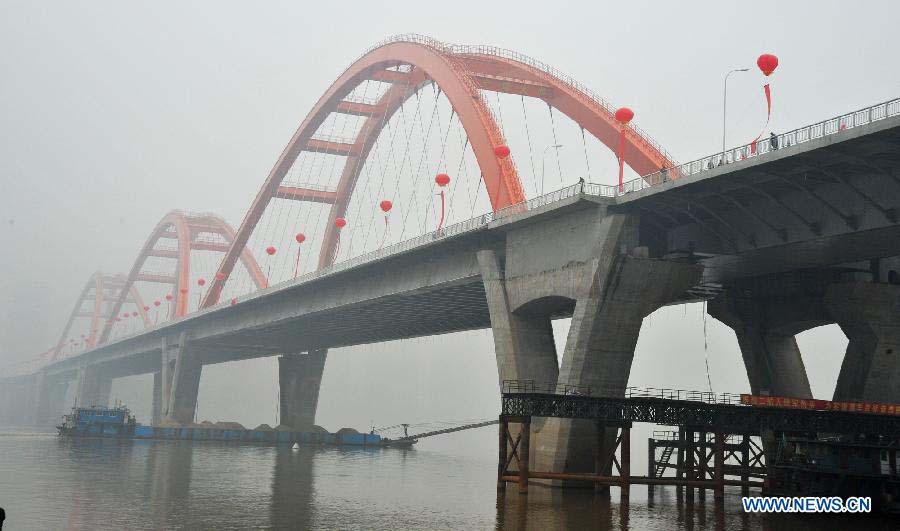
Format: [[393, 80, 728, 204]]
[[33, 372, 70, 425], [161, 333, 200, 426], [0, 377, 36, 425], [278, 350, 327, 430], [75, 365, 112, 408], [826, 281, 900, 403], [480, 209, 701, 478], [152, 371, 163, 425], [707, 289, 815, 398], [545, 255, 702, 475], [477, 250, 559, 387]]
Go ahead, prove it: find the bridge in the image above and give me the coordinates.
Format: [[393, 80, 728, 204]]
[[2, 34, 899, 477]]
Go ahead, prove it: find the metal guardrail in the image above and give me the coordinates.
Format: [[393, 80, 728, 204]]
[[625, 387, 744, 405], [276, 181, 611, 294], [501, 380, 746, 406], [502, 379, 593, 397], [619, 97, 900, 195]]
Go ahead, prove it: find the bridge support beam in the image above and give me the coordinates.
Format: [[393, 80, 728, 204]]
[[707, 291, 814, 398], [162, 334, 201, 426], [278, 350, 327, 430], [477, 249, 559, 386], [546, 255, 701, 475], [481, 210, 701, 479], [33, 372, 69, 426], [76, 366, 112, 408], [825, 281, 900, 403], [152, 371, 163, 425]]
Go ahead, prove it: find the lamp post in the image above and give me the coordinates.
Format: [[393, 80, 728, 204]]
[[540, 143, 563, 195], [723, 68, 749, 162]]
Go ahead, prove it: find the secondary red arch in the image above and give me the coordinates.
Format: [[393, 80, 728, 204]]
[[99, 211, 267, 343], [49, 272, 149, 362]]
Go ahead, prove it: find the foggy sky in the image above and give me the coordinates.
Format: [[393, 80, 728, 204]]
[[1, 1, 898, 450]]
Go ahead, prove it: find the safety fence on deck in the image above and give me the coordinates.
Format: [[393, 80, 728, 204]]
[[619, 97, 900, 194]]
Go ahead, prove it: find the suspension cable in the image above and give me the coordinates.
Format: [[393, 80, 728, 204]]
[[547, 103, 564, 185], [580, 126, 592, 182]]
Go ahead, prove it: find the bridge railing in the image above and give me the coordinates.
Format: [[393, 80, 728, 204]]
[[275, 181, 613, 293], [501, 380, 747, 405], [620, 96, 900, 195], [626, 387, 745, 405], [502, 379, 593, 396]]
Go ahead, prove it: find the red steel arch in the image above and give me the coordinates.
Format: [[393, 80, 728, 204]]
[[203, 36, 676, 308], [50, 272, 150, 362], [99, 211, 267, 344]]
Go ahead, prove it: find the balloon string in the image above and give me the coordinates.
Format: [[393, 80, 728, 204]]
[[617, 126, 625, 192], [750, 83, 772, 154], [437, 191, 446, 231], [380, 216, 389, 248], [294, 248, 301, 278]]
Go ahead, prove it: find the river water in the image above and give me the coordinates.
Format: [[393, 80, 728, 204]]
[[0, 428, 895, 530]]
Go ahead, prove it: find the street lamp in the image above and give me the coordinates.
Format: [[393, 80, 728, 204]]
[[540, 143, 563, 195], [723, 68, 749, 163]]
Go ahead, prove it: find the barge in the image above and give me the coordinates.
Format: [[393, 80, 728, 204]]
[[57, 405, 413, 448]]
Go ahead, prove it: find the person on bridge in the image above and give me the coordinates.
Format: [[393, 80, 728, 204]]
[[770, 132, 779, 150]]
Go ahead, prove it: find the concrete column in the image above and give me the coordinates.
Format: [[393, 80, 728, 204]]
[[708, 292, 813, 398], [543, 255, 700, 473], [278, 350, 327, 430], [528, 214, 699, 474], [162, 333, 201, 426], [34, 374, 69, 426], [159, 338, 176, 420], [152, 371, 162, 425], [477, 249, 559, 387], [32, 372, 49, 425], [75, 365, 112, 408], [825, 281, 900, 403]]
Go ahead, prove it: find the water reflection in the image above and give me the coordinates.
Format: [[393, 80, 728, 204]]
[[1, 434, 896, 530], [495, 484, 898, 531], [270, 447, 314, 529]]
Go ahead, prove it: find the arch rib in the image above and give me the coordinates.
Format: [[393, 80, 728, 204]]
[[99, 212, 266, 344], [204, 40, 526, 307]]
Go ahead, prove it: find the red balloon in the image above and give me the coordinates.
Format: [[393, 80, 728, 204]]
[[295, 233, 306, 244], [115, 317, 121, 322], [435, 173, 450, 187], [143, 306, 149, 311], [122, 313, 129, 318], [614, 107, 634, 124], [215, 272, 226, 281], [230, 298, 237, 306], [379, 200, 393, 213], [179, 287, 188, 294], [154, 300, 161, 307], [757, 53, 778, 76], [165, 294, 173, 301], [197, 278, 206, 286], [335, 217, 347, 229], [493, 145, 510, 158], [266, 245, 276, 256]]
